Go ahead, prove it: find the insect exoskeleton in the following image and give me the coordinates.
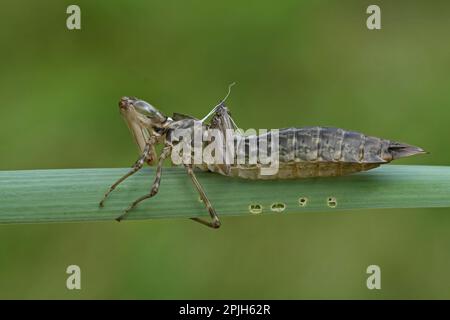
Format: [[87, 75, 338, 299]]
[[100, 89, 426, 229]]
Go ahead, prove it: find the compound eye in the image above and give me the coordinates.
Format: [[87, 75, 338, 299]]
[[134, 100, 157, 117], [133, 99, 167, 123]]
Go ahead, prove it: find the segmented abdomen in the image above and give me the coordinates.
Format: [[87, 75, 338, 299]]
[[278, 127, 391, 164], [197, 126, 424, 179], [217, 127, 388, 179]]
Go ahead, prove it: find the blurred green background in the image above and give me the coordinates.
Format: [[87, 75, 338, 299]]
[[1, 0, 450, 299]]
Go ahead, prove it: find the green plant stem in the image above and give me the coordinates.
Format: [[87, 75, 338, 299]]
[[0, 165, 449, 224]]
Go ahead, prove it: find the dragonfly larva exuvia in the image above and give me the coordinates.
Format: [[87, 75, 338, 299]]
[[100, 85, 426, 228]]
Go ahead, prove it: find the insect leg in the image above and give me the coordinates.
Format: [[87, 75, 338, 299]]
[[116, 144, 172, 221], [99, 142, 152, 207], [185, 165, 221, 229]]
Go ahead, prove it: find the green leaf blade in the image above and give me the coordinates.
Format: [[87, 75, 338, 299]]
[[0, 165, 449, 224]]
